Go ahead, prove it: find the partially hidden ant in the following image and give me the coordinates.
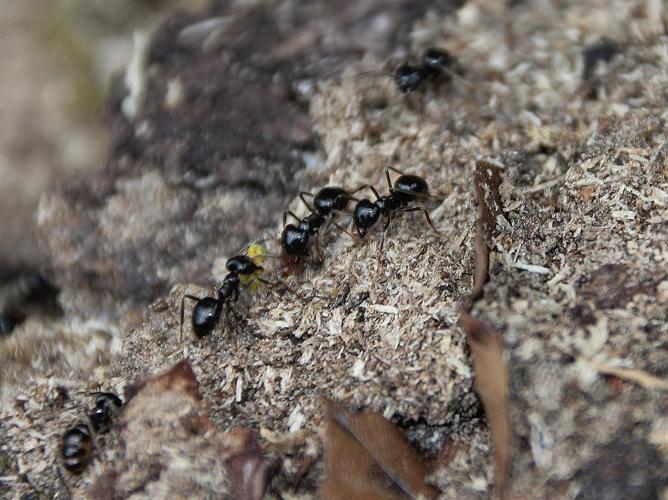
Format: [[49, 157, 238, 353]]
[[394, 48, 457, 94], [88, 392, 123, 433], [61, 391, 123, 474], [348, 166, 440, 255], [61, 424, 94, 474]]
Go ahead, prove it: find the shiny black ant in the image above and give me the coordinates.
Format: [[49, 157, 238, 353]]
[[346, 167, 440, 256], [61, 391, 123, 474], [394, 48, 457, 94], [180, 243, 296, 346], [88, 392, 123, 433], [281, 186, 360, 261]]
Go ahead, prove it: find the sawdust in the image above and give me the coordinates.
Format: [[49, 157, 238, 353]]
[[1, 0, 667, 497]]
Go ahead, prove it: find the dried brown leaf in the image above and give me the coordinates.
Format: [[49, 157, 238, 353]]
[[458, 310, 510, 499], [319, 397, 438, 500], [226, 428, 270, 500], [89, 360, 269, 498]]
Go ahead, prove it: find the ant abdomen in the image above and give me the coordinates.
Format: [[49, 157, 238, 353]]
[[311, 187, 352, 214], [61, 424, 93, 474], [191, 297, 223, 338], [392, 174, 430, 202]]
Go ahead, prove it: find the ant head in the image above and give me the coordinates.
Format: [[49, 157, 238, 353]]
[[226, 255, 262, 275], [394, 64, 425, 94], [282, 224, 310, 256], [353, 199, 381, 230], [421, 48, 455, 80]]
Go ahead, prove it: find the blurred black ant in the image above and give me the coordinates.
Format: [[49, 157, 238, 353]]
[[394, 48, 457, 94], [61, 423, 94, 474], [281, 186, 361, 262], [345, 167, 440, 259], [88, 392, 123, 433], [0, 271, 60, 336], [0, 311, 23, 336]]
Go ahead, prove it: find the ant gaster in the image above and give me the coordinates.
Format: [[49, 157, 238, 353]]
[[180, 265, 244, 343], [394, 48, 456, 94], [61, 424, 94, 474]]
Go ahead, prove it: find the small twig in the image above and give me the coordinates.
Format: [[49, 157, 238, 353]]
[[590, 362, 668, 391]]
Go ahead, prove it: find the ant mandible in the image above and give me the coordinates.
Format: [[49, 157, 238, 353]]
[[348, 166, 440, 256]]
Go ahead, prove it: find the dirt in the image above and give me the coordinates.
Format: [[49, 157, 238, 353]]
[[0, 0, 667, 498]]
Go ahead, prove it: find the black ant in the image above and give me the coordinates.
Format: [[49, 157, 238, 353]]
[[61, 424, 94, 474], [179, 243, 295, 347], [0, 271, 60, 336], [281, 186, 361, 261], [88, 392, 123, 433], [346, 167, 440, 257], [61, 391, 123, 474], [394, 48, 457, 94]]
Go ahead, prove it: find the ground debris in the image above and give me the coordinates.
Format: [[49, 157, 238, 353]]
[[90, 360, 270, 499], [3, 0, 668, 497], [319, 397, 438, 500]]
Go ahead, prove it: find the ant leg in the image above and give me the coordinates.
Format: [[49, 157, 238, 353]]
[[298, 192, 315, 212], [283, 210, 302, 227], [385, 167, 394, 191], [208, 278, 220, 296], [224, 307, 238, 352], [401, 206, 441, 234], [330, 218, 355, 239], [252, 277, 304, 299], [331, 208, 353, 218], [314, 233, 325, 263], [180, 295, 201, 344], [376, 216, 393, 270], [349, 184, 381, 201], [386, 166, 406, 176], [356, 224, 366, 240]]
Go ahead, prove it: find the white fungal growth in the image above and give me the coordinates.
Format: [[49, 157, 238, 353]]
[[122, 30, 151, 120]]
